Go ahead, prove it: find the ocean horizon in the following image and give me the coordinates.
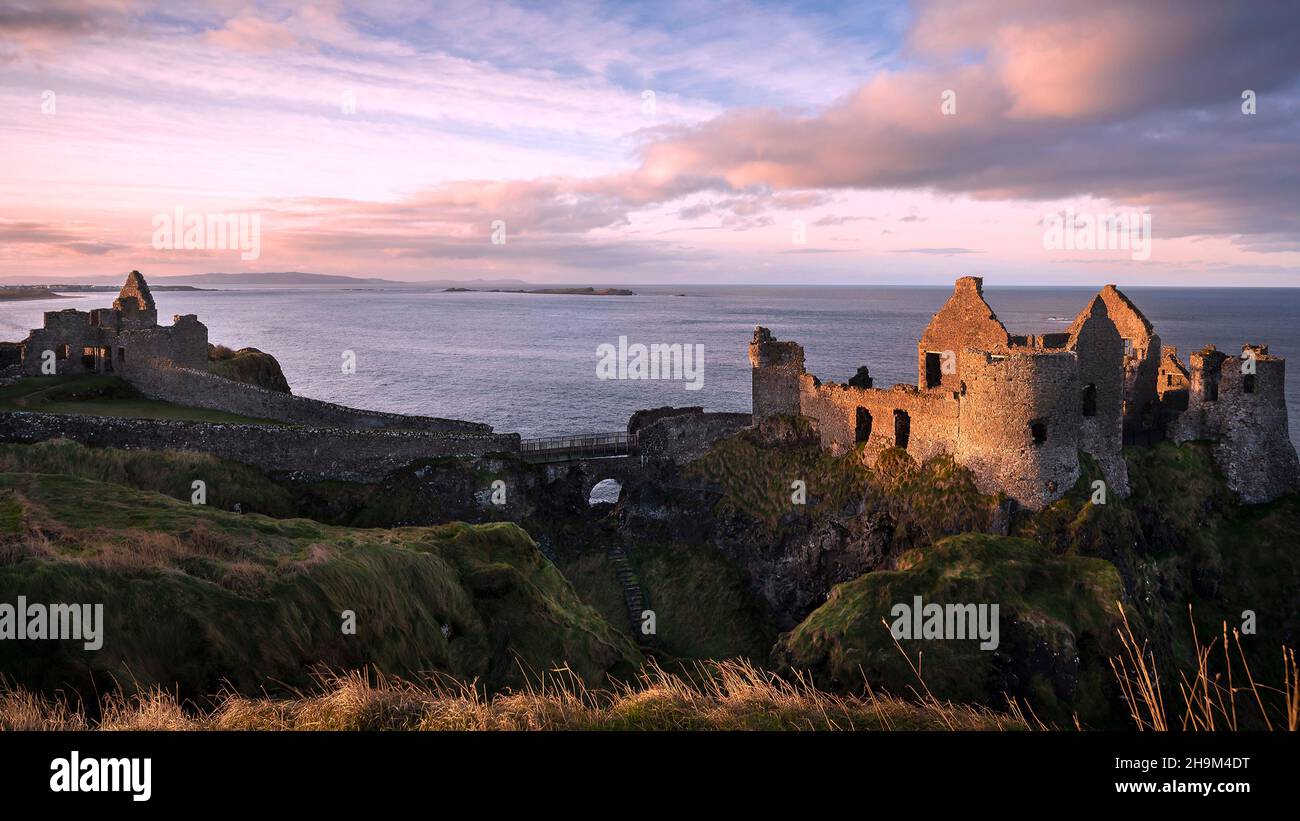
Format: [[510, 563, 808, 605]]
[[3, 283, 1296, 449]]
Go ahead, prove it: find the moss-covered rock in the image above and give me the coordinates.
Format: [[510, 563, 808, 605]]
[[208, 344, 291, 393], [772, 533, 1127, 726]]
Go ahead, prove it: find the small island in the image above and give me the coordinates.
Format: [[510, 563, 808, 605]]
[[444, 286, 635, 296], [0, 286, 72, 301]]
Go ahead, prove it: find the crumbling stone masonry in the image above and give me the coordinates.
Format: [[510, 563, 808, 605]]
[[18, 271, 209, 378], [6, 271, 490, 434], [751, 277, 1298, 509], [1171, 345, 1300, 504]]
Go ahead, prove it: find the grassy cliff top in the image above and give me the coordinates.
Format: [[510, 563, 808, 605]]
[[0, 469, 642, 698]]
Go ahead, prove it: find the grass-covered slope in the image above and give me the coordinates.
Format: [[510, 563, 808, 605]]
[[0, 471, 641, 700], [773, 533, 1125, 726]]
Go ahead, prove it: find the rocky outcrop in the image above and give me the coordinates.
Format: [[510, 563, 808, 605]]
[[208, 344, 291, 393]]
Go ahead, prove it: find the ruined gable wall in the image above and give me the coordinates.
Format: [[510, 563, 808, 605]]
[[917, 276, 1011, 391], [1098, 285, 1161, 442], [955, 348, 1082, 508], [1172, 346, 1300, 503], [749, 326, 805, 420], [1067, 296, 1129, 495], [798, 374, 959, 464], [1157, 345, 1190, 407]]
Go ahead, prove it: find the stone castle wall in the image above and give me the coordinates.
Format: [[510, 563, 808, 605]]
[[1172, 346, 1300, 503], [916, 276, 1009, 391], [636, 410, 753, 465], [749, 327, 804, 420], [1097, 285, 1162, 443], [798, 376, 960, 464], [0, 411, 518, 482], [1066, 296, 1130, 494], [124, 362, 492, 433], [955, 348, 1083, 506]]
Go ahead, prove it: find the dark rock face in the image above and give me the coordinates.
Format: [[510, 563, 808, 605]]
[[616, 418, 897, 630]]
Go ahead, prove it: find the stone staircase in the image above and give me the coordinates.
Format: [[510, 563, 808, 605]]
[[607, 545, 653, 646]]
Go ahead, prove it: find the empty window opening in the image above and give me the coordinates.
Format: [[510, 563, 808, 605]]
[[1030, 420, 1048, 445], [81, 346, 95, 369], [1205, 373, 1220, 401], [1244, 374, 1256, 394], [924, 352, 943, 388], [854, 407, 872, 444], [100, 346, 113, 373], [56, 344, 69, 361], [117, 347, 126, 364], [893, 409, 911, 450], [1081, 383, 1097, 417], [1122, 338, 1134, 357]]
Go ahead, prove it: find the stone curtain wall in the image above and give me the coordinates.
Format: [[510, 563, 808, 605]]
[[798, 376, 959, 464], [125, 362, 492, 434], [0, 411, 518, 482]]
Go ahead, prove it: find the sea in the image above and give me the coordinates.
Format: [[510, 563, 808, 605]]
[[2, 285, 1297, 450]]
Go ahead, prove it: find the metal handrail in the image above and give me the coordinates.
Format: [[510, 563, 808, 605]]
[[519, 431, 638, 461]]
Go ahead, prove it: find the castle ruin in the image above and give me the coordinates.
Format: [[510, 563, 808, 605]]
[[750, 276, 1299, 508], [15, 271, 208, 378]]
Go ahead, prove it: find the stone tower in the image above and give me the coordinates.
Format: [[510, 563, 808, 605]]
[[749, 326, 805, 420], [954, 347, 1083, 507], [1172, 345, 1300, 503]]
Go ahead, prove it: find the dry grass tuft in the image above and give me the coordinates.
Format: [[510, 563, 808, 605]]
[[0, 659, 1021, 732], [1109, 603, 1298, 731]]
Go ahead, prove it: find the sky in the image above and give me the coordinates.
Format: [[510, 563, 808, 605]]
[[1, 0, 1299, 285]]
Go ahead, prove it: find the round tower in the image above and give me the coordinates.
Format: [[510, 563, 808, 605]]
[[955, 347, 1082, 508]]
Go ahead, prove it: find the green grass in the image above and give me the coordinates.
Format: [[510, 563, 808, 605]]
[[0, 374, 278, 424], [0, 471, 642, 700]]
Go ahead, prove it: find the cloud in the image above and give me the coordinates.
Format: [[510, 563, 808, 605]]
[[0, 219, 129, 257], [204, 14, 301, 53]]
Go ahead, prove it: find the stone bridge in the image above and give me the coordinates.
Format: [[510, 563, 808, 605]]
[[521, 432, 641, 500]]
